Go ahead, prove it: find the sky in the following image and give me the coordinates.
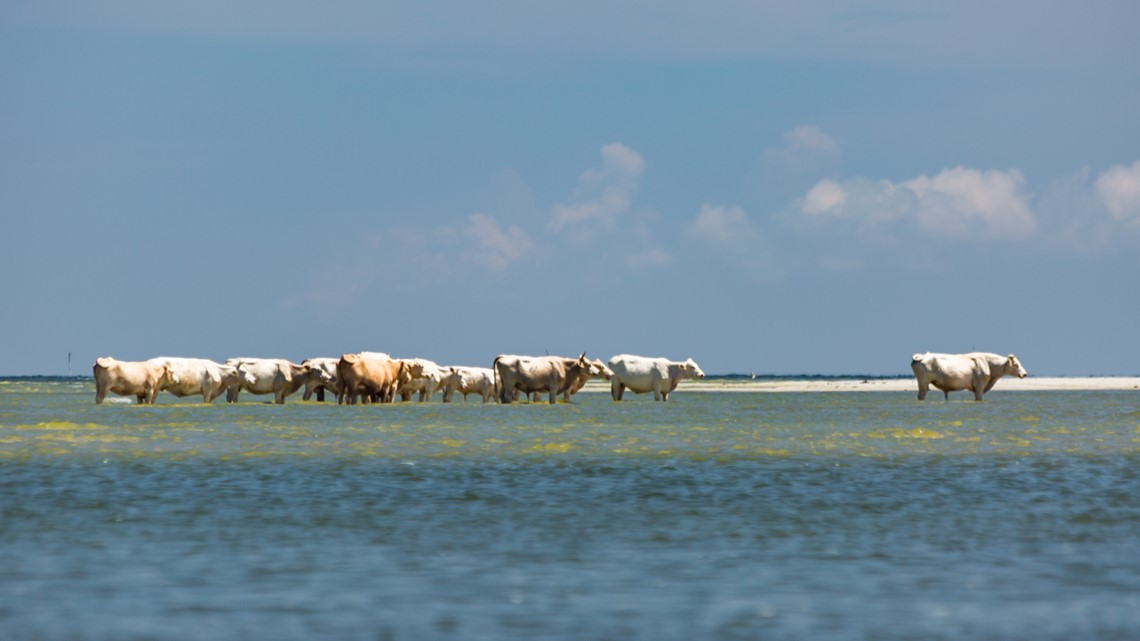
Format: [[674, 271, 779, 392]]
[[2, 1, 1138, 376]]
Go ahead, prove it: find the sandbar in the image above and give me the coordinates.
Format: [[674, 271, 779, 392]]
[[579, 377, 1140, 393]]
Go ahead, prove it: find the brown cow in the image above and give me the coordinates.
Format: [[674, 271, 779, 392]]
[[493, 353, 594, 404], [93, 357, 176, 405], [336, 353, 409, 405]]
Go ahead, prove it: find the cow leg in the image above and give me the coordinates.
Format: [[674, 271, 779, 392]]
[[227, 385, 239, 403], [316, 387, 326, 402], [661, 391, 669, 402], [96, 386, 107, 405], [548, 386, 557, 404], [916, 381, 928, 401]]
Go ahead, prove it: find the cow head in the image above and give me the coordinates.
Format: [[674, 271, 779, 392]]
[[1007, 354, 1028, 378], [159, 364, 179, 386], [233, 364, 257, 387], [403, 359, 426, 379], [440, 366, 462, 385], [395, 361, 414, 386], [589, 358, 614, 381], [683, 358, 705, 380]]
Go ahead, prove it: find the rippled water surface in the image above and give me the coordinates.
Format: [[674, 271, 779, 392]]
[[2, 380, 1139, 640]]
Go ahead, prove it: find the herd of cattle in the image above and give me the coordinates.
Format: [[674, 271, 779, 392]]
[[92, 350, 1029, 405], [92, 353, 707, 406]]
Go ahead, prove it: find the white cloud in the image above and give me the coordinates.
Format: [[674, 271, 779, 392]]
[[627, 248, 673, 270], [763, 126, 841, 169], [799, 166, 1037, 240], [784, 125, 840, 156], [688, 204, 755, 244], [1095, 160, 1140, 223], [549, 143, 644, 232], [462, 213, 533, 270], [802, 179, 847, 216], [687, 204, 781, 281]]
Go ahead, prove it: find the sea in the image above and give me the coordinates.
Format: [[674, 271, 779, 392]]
[[2, 377, 1138, 640]]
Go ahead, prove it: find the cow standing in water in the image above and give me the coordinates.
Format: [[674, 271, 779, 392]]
[[224, 358, 331, 404], [911, 352, 1027, 401], [146, 357, 240, 404], [93, 357, 176, 404], [607, 354, 705, 402], [493, 353, 594, 404]]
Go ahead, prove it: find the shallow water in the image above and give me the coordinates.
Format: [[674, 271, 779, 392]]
[[2, 380, 1139, 640]]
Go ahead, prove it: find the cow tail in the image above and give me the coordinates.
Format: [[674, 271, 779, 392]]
[[492, 356, 504, 403]]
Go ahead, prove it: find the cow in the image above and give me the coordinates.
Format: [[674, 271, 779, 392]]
[[563, 358, 614, 398], [516, 357, 614, 402], [300, 357, 340, 402], [607, 354, 706, 402], [93, 357, 176, 405], [911, 352, 1028, 401], [223, 358, 330, 404], [493, 353, 594, 404], [396, 358, 451, 402], [440, 366, 496, 403], [336, 353, 409, 405], [146, 357, 241, 403]]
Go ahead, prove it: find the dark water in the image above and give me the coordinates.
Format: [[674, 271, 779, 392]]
[[2, 380, 1139, 640]]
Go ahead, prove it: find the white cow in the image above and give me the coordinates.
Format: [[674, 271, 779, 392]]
[[224, 358, 330, 404], [147, 357, 241, 403], [396, 358, 450, 402], [440, 366, 496, 403], [607, 354, 705, 402], [300, 357, 340, 402], [911, 352, 1028, 401]]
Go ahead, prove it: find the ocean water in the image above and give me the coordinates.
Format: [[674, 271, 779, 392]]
[[2, 379, 1139, 640]]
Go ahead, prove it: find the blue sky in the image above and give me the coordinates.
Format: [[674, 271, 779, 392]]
[[2, 1, 1138, 376]]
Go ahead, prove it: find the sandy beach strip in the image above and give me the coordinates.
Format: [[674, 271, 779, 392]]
[[579, 377, 1140, 393]]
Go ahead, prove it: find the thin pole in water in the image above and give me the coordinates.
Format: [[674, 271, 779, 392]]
[[68, 352, 72, 377]]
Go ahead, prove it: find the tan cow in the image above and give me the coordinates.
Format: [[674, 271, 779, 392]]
[[563, 358, 614, 398], [911, 352, 1028, 401], [517, 357, 614, 402], [336, 353, 409, 405], [493, 353, 594, 404], [93, 357, 176, 405]]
